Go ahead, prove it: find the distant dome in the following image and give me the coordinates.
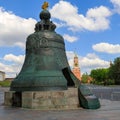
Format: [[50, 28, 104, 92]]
[[39, 10, 51, 20]]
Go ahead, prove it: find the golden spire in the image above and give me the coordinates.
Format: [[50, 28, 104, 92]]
[[42, 1, 49, 10]]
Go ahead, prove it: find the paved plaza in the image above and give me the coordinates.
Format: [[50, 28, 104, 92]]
[[0, 86, 120, 120], [87, 85, 120, 101]]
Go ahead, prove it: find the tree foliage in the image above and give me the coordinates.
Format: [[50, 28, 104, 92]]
[[90, 68, 109, 85], [0, 80, 11, 87], [81, 73, 90, 83], [81, 57, 120, 85], [109, 57, 120, 85]]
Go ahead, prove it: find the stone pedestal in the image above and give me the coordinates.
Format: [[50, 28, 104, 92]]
[[4, 91, 15, 106], [4, 88, 80, 110]]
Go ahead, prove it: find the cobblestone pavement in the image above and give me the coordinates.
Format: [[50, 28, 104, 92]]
[[0, 87, 120, 120]]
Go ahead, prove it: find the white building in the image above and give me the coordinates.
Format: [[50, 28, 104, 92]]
[[0, 71, 5, 81]]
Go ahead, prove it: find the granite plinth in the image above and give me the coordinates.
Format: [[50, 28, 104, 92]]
[[4, 88, 80, 110]]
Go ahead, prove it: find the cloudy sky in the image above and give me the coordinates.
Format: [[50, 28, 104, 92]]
[[0, 0, 120, 78]]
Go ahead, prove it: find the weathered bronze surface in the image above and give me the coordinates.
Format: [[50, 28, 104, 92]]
[[10, 4, 100, 109], [10, 8, 75, 91]]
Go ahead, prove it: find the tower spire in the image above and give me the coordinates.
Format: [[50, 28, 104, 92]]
[[72, 53, 81, 81]]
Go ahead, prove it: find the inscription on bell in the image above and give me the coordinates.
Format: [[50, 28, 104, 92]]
[[27, 36, 48, 48]]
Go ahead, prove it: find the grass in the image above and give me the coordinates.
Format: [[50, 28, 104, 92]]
[[0, 80, 12, 87]]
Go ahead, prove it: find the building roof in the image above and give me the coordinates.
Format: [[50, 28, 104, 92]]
[[0, 71, 5, 74], [5, 78, 14, 81]]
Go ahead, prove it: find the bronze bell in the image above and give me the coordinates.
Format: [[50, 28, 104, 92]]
[[10, 9, 77, 92], [10, 4, 100, 109]]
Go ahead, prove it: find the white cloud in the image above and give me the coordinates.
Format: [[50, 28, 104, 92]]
[[63, 34, 78, 42], [66, 51, 75, 59], [80, 56, 109, 69], [86, 6, 112, 31], [3, 54, 25, 64], [111, 0, 120, 14], [50, 1, 112, 31], [92, 42, 120, 54], [0, 54, 25, 78], [0, 7, 36, 48], [66, 51, 110, 74], [53, 21, 66, 28], [0, 62, 21, 78], [86, 53, 99, 59]]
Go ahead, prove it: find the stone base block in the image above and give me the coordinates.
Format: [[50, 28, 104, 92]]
[[4, 91, 15, 106], [4, 88, 80, 110]]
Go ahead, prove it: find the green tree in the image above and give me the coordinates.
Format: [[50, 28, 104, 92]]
[[81, 73, 89, 83], [109, 57, 120, 85], [90, 68, 109, 85]]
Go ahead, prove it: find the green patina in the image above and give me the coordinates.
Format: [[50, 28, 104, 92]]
[[10, 5, 100, 109]]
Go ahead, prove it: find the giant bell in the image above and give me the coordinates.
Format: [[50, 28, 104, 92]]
[[10, 9, 75, 91], [10, 5, 100, 109]]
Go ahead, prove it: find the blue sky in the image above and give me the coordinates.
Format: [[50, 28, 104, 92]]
[[0, 0, 120, 77]]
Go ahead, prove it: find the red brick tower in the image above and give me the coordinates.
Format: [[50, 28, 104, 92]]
[[72, 54, 81, 81]]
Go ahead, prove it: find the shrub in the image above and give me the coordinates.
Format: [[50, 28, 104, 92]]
[[0, 80, 11, 87]]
